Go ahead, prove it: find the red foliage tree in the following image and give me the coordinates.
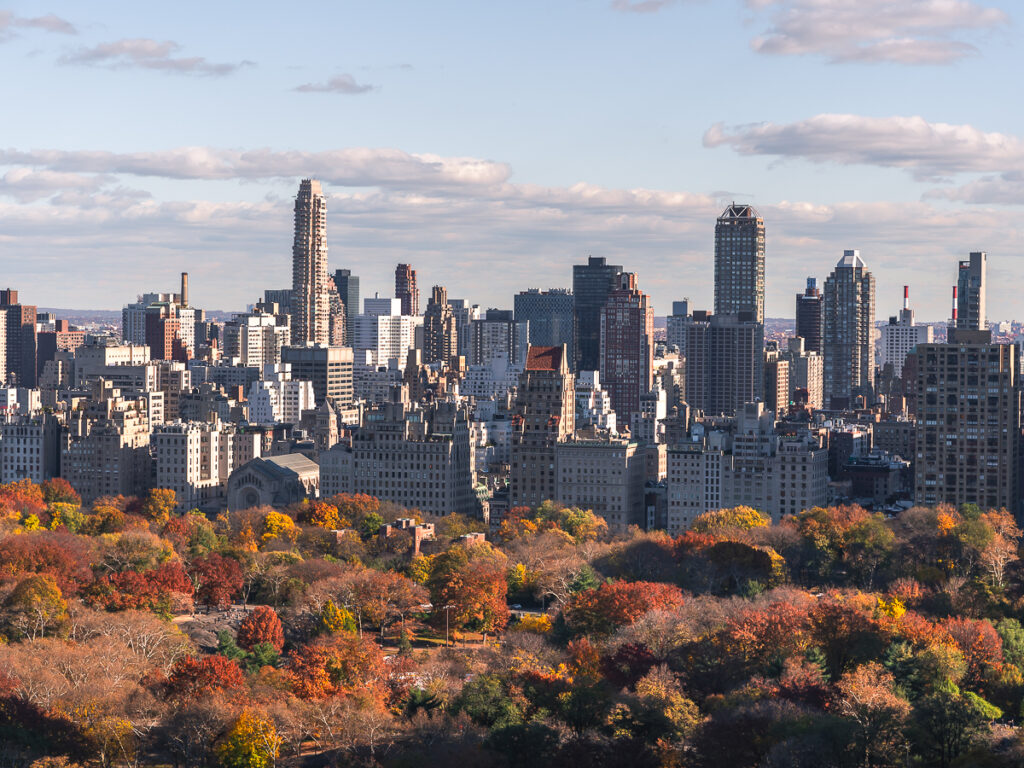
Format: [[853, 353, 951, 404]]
[[40, 478, 81, 506], [167, 655, 245, 700], [189, 553, 243, 609], [0, 479, 47, 521], [85, 560, 194, 611], [563, 581, 685, 636], [0, 530, 94, 595], [287, 634, 387, 700], [943, 616, 1004, 691], [237, 606, 285, 652]]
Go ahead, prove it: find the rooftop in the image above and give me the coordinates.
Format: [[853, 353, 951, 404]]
[[525, 345, 565, 372]]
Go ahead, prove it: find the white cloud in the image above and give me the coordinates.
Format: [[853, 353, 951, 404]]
[[60, 38, 250, 76], [0, 10, 76, 39], [704, 114, 1024, 181], [0, 146, 513, 190], [611, 0, 680, 12], [294, 74, 375, 94], [0, 142, 1019, 321], [748, 0, 1008, 64]]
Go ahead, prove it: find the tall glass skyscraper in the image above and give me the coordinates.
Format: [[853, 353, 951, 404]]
[[572, 256, 622, 372], [714, 203, 765, 325], [515, 288, 575, 366]]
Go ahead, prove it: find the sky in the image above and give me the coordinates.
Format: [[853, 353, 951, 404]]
[[0, 0, 1021, 321]]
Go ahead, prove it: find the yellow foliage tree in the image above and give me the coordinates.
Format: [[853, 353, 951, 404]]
[[260, 511, 298, 546], [141, 488, 177, 524], [217, 709, 281, 768], [692, 505, 769, 535]]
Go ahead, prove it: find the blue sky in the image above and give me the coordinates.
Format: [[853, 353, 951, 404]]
[[0, 0, 1021, 321]]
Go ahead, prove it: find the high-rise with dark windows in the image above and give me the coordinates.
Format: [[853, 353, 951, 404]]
[[515, 289, 575, 365], [573, 256, 621, 372], [956, 251, 987, 331], [333, 269, 360, 344], [714, 203, 765, 325], [795, 277, 823, 354]]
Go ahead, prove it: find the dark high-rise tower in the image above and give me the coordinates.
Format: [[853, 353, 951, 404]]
[[290, 179, 330, 345], [714, 203, 765, 325], [956, 251, 987, 331], [395, 264, 419, 316], [795, 277, 823, 353], [333, 269, 360, 343], [599, 273, 653, 422], [0, 289, 36, 387], [515, 289, 575, 365], [572, 256, 621, 372]]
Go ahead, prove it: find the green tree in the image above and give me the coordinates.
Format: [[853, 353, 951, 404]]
[[910, 681, 1001, 768]]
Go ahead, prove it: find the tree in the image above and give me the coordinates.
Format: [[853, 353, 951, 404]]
[[167, 655, 245, 701], [692, 505, 769, 535], [217, 709, 281, 768], [563, 581, 685, 636], [943, 617, 1003, 691], [140, 488, 177, 524], [910, 681, 1002, 768], [189, 553, 243, 610], [2, 573, 68, 640], [979, 509, 1022, 588], [287, 635, 386, 699], [318, 599, 357, 635], [41, 478, 81, 506], [835, 662, 910, 768], [360, 512, 385, 539], [307, 501, 341, 530], [237, 606, 285, 652]]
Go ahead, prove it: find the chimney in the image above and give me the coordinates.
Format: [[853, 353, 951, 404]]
[[951, 286, 958, 323], [181, 272, 189, 307], [903, 285, 909, 311]]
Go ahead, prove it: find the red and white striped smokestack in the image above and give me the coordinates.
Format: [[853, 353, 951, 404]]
[[903, 285, 909, 311], [952, 286, 958, 322]]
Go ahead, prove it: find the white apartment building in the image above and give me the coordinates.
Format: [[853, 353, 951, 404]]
[[247, 364, 315, 425]]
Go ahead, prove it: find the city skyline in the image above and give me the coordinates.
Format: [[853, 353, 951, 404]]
[[0, 1, 1021, 320]]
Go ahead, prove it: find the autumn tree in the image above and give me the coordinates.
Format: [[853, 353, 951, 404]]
[[167, 655, 245, 701], [140, 488, 177, 524], [237, 606, 285, 652], [563, 581, 685, 636], [835, 662, 910, 768], [217, 709, 281, 768], [2, 573, 68, 640], [189, 553, 244, 610], [41, 478, 81, 506]]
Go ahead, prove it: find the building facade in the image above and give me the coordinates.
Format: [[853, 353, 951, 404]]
[[291, 179, 331, 345], [573, 256, 621, 372], [714, 203, 765, 325], [823, 250, 876, 409]]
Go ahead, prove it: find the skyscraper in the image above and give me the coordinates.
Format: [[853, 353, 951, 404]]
[[599, 273, 653, 422], [823, 250, 875, 409], [290, 179, 330, 346], [714, 203, 765, 325], [515, 288, 575, 364], [333, 269, 360, 344], [795, 277, 823, 354], [573, 256, 622, 372], [395, 263, 420, 316], [0, 289, 36, 387], [956, 251, 987, 331], [680, 310, 764, 417], [423, 285, 459, 366]]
